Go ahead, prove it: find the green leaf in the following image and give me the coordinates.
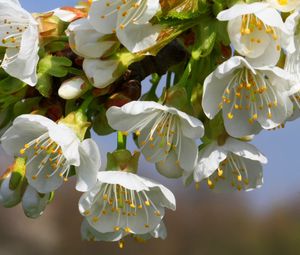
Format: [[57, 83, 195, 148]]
[[13, 97, 42, 117], [0, 76, 26, 95], [36, 73, 53, 98], [38, 55, 72, 78]]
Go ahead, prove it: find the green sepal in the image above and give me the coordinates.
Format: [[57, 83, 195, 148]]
[[106, 150, 140, 174], [93, 105, 114, 136], [58, 111, 91, 141], [13, 97, 42, 117], [9, 158, 26, 191], [44, 41, 67, 53]]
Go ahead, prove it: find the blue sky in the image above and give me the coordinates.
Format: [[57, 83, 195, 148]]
[[18, 0, 300, 210]]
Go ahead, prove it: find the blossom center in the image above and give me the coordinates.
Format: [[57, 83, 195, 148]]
[[19, 132, 71, 181], [220, 68, 278, 124], [277, 0, 288, 5], [240, 14, 281, 51], [0, 18, 28, 48], [206, 154, 250, 191], [100, 0, 147, 32], [84, 183, 162, 232]]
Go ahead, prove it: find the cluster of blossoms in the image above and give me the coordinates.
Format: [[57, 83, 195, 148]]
[[0, 0, 300, 248]]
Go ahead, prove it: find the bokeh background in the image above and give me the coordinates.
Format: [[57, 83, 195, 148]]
[[1, 1, 300, 254]]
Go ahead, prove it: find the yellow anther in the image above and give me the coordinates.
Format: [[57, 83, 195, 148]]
[[119, 240, 125, 249], [103, 194, 108, 200], [63, 177, 68, 182], [135, 130, 141, 136], [32, 175, 37, 180], [130, 203, 136, 209], [24, 144, 30, 149], [237, 175, 242, 182], [138, 205, 143, 209], [244, 179, 250, 185], [145, 224, 150, 228], [102, 210, 107, 215], [145, 200, 150, 207], [217, 168, 223, 177], [154, 211, 161, 216], [125, 227, 132, 233], [84, 210, 91, 216], [227, 112, 234, 120], [268, 112, 272, 119], [20, 149, 26, 155], [195, 182, 200, 190], [114, 226, 120, 232], [207, 179, 215, 189], [92, 217, 99, 223]]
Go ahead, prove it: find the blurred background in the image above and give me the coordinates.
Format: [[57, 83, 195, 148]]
[[1, 1, 300, 254]]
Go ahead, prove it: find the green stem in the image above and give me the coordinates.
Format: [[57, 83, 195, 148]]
[[117, 131, 127, 150], [78, 95, 94, 113], [177, 59, 193, 88], [166, 72, 173, 90]]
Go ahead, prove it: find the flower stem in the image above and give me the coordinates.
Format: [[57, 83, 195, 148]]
[[78, 95, 94, 113], [117, 131, 127, 150]]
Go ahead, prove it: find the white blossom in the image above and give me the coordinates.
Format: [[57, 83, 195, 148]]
[[1, 114, 100, 193], [193, 137, 267, 192], [217, 2, 294, 66], [106, 101, 204, 171], [79, 171, 175, 235], [88, 0, 161, 53], [202, 56, 294, 138], [0, 0, 39, 85]]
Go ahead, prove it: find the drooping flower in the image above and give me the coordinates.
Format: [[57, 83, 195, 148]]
[[202, 56, 294, 138], [88, 0, 161, 53], [22, 185, 52, 219], [79, 171, 175, 236], [193, 137, 267, 192], [266, 0, 300, 12], [217, 2, 294, 66], [106, 101, 204, 171], [0, 0, 39, 85], [1, 114, 100, 193]]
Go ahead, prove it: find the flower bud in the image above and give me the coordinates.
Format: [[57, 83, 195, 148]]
[[22, 185, 53, 219], [58, 77, 88, 100], [106, 150, 140, 173], [0, 158, 26, 208]]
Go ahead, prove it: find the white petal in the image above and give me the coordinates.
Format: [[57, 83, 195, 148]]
[[75, 139, 101, 192], [22, 185, 50, 219], [217, 3, 269, 21], [156, 150, 184, 179], [224, 137, 268, 164], [83, 58, 119, 88], [193, 142, 227, 182], [117, 23, 160, 53], [88, 0, 117, 34]]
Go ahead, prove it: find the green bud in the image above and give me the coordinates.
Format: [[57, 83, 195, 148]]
[[58, 111, 91, 141], [93, 105, 114, 136], [106, 150, 140, 174]]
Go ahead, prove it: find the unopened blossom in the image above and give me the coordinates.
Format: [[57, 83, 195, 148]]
[[202, 56, 294, 138], [0, 0, 39, 85], [58, 77, 87, 100], [266, 0, 300, 12], [1, 114, 100, 193], [67, 18, 120, 88], [106, 101, 204, 171], [0, 173, 22, 208], [22, 185, 52, 219], [79, 171, 175, 236], [193, 137, 267, 192], [217, 2, 294, 66], [88, 0, 161, 53]]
